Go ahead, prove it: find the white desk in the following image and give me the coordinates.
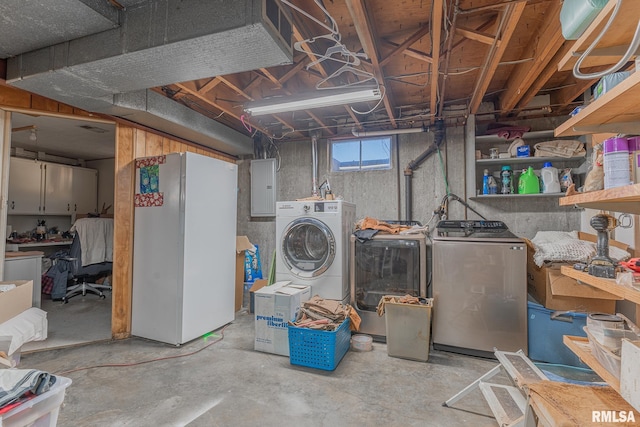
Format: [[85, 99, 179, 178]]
[[12, 240, 72, 248], [4, 252, 43, 308]]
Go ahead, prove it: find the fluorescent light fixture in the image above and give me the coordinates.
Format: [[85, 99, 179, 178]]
[[244, 87, 382, 116]]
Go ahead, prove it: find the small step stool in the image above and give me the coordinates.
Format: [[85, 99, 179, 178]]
[[444, 349, 548, 427]]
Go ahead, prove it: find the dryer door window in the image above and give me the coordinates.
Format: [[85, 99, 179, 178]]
[[281, 217, 335, 278]]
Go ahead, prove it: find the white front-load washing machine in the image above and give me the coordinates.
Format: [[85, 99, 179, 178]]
[[276, 200, 356, 303]]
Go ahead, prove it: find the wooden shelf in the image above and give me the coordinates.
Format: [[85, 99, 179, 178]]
[[471, 193, 565, 200], [563, 335, 620, 391], [474, 130, 555, 144], [555, 71, 640, 137], [558, 183, 640, 214], [476, 156, 585, 166], [558, 0, 640, 72], [560, 265, 640, 305]]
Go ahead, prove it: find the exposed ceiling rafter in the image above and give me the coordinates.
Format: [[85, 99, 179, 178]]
[[469, 2, 527, 114], [380, 25, 431, 67], [430, 0, 444, 120], [346, 0, 397, 127], [290, 12, 363, 129], [438, 0, 461, 118], [512, 42, 573, 116], [382, 39, 433, 64], [499, 0, 564, 113], [456, 26, 499, 46]]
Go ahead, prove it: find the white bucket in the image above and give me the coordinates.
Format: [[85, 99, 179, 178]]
[[351, 334, 373, 351]]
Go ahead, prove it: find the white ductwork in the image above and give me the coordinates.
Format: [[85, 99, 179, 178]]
[[5, 0, 292, 156], [351, 126, 426, 138]]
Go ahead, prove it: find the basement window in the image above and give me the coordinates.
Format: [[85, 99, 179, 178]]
[[330, 136, 392, 172]]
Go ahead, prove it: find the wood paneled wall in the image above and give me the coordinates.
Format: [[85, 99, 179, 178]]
[[0, 84, 237, 339], [113, 126, 235, 338]]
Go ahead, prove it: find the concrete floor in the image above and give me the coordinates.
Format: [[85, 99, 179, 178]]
[[19, 310, 506, 427], [23, 293, 112, 352]]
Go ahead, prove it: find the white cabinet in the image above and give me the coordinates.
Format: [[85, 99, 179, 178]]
[[71, 166, 98, 214], [42, 162, 73, 214], [8, 157, 43, 214], [7, 157, 98, 216]]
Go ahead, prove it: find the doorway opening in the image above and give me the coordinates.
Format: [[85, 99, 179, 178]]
[[7, 111, 116, 351]]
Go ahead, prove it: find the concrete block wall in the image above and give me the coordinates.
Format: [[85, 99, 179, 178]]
[[237, 119, 582, 276]]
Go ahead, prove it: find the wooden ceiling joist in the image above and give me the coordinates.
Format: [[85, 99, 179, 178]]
[[291, 11, 362, 130], [381, 39, 433, 64], [197, 77, 222, 94], [430, 0, 444, 120], [173, 82, 272, 136], [438, 0, 461, 119], [499, 0, 564, 113], [279, 59, 309, 84], [380, 25, 431, 67], [552, 67, 609, 110], [259, 68, 283, 88], [174, 83, 240, 120], [345, 0, 397, 127], [469, 2, 527, 114], [218, 76, 253, 101], [512, 42, 574, 115], [455, 26, 499, 46], [448, 16, 497, 54]]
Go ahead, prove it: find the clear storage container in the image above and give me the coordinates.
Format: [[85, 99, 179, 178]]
[[0, 376, 72, 427]]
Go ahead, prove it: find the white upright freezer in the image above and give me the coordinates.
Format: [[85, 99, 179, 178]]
[[132, 152, 238, 345]]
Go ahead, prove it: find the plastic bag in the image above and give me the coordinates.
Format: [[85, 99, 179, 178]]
[[560, 168, 573, 192], [244, 244, 263, 283], [584, 144, 604, 192]]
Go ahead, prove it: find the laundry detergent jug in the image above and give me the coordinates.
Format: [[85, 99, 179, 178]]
[[541, 162, 561, 193], [518, 166, 540, 194]]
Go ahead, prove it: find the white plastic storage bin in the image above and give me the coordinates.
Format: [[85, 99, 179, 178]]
[[0, 376, 71, 427]]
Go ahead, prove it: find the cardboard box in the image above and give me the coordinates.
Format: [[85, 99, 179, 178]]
[[254, 281, 311, 356], [236, 236, 254, 312], [0, 280, 33, 324], [526, 238, 621, 312], [249, 279, 268, 314]]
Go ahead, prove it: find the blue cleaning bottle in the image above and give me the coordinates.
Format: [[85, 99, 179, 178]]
[[482, 169, 490, 195]]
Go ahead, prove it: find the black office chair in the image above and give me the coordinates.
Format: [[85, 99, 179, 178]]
[[62, 218, 113, 303]]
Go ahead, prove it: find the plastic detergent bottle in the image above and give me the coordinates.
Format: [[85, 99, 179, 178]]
[[482, 169, 490, 195], [518, 166, 540, 194], [488, 175, 498, 194], [540, 162, 561, 193], [500, 165, 513, 194]]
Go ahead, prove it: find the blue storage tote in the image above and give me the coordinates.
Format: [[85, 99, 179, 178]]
[[288, 318, 350, 371], [527, 301, 588, 368]]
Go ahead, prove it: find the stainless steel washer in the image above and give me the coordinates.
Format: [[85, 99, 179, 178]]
[[432, 220, 527, 358]]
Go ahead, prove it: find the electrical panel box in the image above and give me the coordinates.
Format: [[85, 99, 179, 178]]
[[251, 158, 277, 217]]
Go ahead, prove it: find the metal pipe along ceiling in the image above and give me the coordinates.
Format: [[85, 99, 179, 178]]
[[311, 133, 319, 197]]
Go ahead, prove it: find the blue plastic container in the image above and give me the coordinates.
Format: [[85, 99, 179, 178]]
[[527, 301, 588, 368], [288, 318, 350, 371]]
